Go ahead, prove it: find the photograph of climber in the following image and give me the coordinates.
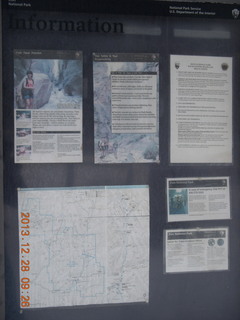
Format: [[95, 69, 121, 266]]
[[14, 50, 82, 110]]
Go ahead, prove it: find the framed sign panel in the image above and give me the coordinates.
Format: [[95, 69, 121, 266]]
[[166, 177, 231, 222], [1, 1, 240, 320], [164, 227, 229, 273], [14, 49, 83, 163]]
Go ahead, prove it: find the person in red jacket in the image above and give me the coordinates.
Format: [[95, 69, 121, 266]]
[[21, 70, 34, 109]]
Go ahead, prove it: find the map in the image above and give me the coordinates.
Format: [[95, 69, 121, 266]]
[[18, 186, 149, 309]]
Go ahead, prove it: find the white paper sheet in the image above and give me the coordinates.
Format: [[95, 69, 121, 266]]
[[170, 55, 232, 163], [167, 177, 230, 221], [165, 227, 229, 273]]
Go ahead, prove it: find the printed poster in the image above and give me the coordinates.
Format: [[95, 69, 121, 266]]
[[167, 177, 230, 222], [93, 53, 159, 163], [165, 227, 229, 273], [14, 49, 83, 163], [170, 54, 232, 163]]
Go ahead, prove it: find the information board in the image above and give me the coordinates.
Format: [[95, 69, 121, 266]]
[[1, 1, 240, 320]]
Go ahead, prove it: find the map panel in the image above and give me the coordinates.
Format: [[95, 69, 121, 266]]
[[18, 186, 149, 308]]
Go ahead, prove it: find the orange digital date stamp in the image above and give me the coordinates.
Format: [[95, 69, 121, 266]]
[[19, 212, 31, 308]]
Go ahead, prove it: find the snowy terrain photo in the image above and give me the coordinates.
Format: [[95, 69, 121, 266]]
[[93, 54, 159, 164]]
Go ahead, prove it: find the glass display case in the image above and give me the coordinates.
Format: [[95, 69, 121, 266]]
[[1, 1, 240, 319]]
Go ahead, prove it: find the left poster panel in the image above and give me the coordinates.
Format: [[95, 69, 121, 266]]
[[14, 49, 83, 163]]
